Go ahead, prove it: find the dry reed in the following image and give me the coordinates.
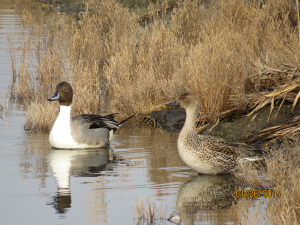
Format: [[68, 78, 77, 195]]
[[8, 0, 300, 129], [103, 0, 300, 122], [132, 194, 168, 225]]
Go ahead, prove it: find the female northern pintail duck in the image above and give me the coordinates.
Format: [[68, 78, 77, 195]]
[[48, 82, 133, 149], [165, 93, 261, 175]]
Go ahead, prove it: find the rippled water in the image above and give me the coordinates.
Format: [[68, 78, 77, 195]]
[[0, 1, 256, 225]]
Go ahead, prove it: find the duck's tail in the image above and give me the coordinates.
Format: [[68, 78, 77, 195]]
[[237, 143, 265, 162], [118, 115, 134, 126], [102, 114, 134, 141]]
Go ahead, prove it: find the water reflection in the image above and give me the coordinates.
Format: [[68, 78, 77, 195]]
[[49, 147, 114, 213], [169, 174, 237, 225]]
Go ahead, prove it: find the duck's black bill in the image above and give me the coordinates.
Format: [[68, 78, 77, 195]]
[[165, 100, 179, 106], [48, 92, 60, 101]]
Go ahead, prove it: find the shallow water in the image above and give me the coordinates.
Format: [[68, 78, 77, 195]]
[[0, 1, 262, 225]]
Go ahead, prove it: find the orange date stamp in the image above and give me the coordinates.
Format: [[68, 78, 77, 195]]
[[236, 189, 280, 198]]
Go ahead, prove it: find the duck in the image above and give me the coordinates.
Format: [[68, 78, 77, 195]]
[[48, 81, 133, 149], [165, 93, 261, 175]]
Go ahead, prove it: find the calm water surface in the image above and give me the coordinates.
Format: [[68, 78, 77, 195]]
[[0, 1, 251, 225]]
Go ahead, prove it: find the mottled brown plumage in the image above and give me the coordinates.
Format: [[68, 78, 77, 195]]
[[166, 93, 260, 175]]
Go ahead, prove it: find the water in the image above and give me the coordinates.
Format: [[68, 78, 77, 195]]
[[0, 1, 255, 225]]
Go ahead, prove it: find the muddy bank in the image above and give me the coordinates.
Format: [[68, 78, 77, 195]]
[[147, 101, 300, 143]]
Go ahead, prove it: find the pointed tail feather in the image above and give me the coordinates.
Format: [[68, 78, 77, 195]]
[[108, 115, 134, 141], [119, 115, 134, 125]]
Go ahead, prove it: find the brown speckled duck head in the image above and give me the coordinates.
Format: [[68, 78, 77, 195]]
[[165, 93, 200, 112]]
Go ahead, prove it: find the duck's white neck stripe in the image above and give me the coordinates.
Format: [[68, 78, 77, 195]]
[[58, 105, 72, 119], [49, 105, 74, 148]]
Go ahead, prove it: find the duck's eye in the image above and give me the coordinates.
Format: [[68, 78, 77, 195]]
[[64, 88, 67, 91]]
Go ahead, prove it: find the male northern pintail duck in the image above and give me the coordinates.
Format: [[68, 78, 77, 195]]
[[165, 93, 261, 175], [48, 82, 133, 149]]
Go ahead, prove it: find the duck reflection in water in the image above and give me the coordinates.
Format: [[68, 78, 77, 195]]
[[49, 147, 115, 213], [168, 174, 238, 225]]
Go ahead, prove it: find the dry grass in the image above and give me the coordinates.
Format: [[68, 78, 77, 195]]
[[101, 0, 300, 122], [233, 140, 300, 224], [132, 194, 168, 225], [105, 0, 254, 121], [231, 198, 267, 225], [9, 3, 107, 129], [8, 0, 300, 129], [244, 114, 300, 146], [234, 161, 268, 188], [246, 69, 300, 120]]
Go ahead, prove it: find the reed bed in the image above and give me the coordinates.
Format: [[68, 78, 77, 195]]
[[8, 0, 300, 129]]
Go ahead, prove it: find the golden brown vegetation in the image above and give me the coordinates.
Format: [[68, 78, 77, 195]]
[[8, 0, 300, 129], [8, 1, 300, 223], [132, 194, 168, 225], [233, 140, 300, 224], [9, 3, 103, 129]]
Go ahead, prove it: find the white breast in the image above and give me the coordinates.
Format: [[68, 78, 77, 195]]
[[177, 137, 219, 175], [49, 105, 92, 148]]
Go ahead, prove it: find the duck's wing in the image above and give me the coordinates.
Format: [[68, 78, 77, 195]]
[[72, 114, 134, 131], [199, 135, 260, 158]]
